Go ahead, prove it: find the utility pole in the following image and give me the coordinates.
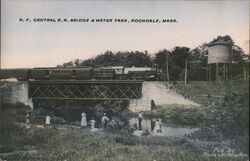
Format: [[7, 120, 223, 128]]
[[0, 85, 7, 116], [184, 60, 188, 86], [243, 66, 246, 80], [166, 53, 169, 81]]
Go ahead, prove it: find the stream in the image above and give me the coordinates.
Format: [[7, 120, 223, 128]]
[[129, 118, 200, 137]]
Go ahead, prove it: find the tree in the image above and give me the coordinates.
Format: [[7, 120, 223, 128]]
[[154, 47, 191, 81], [126, 51, 152, 67], [170, 47, 190, 68], [74, 59, 81, 66], [170, 47, 190, 80], [231, 46, 249, 79], [190, 43, 208, 66], [79, 50, 153, 67], [154, 49, 171, 80], [189, 43, 208, 80], [210, 35, 234, 44], [154, 49, 170, 70]]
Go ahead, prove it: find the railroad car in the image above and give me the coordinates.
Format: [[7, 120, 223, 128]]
[[0, 68, 30, 80], [30, 68, 50, 80], [92, 68, 115, 80], [31, 67, 93, 80], [73, 67, 92, 80], [0, 66, 157, 80]]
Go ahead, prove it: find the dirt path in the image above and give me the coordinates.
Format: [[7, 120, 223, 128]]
[[129, 81, 199, 112]]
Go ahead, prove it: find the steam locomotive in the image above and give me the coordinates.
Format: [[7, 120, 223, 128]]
[[0, 66, 157, 81]]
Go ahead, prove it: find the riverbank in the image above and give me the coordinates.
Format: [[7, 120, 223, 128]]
[[1, 105, 249, 161], [0, 125, 248, 161]]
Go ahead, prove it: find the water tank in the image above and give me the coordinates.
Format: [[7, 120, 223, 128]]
[[208, 42, 233, 64]]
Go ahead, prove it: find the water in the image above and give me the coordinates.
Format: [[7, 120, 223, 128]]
[[161, 126, 200, 137], [129, 118, 200, 137]]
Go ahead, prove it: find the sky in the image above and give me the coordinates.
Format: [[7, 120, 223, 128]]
[[1, 0, 249, 68]]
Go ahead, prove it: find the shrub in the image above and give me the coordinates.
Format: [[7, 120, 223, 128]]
[[207, 92, 249, 129]]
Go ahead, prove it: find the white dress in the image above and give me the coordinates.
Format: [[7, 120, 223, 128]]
[[90, 119, 96, 129], [154, 121, 160, 133], [81, 113, 87, 127], [45, 115, 51, 125]]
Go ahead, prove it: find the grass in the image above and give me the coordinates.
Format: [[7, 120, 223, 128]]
[[1, 106, 248, 161], [174, 80, 249, 105], [1, 127, 248, 161], [0, 106, 55, 154], [144, 80, 249, 128]]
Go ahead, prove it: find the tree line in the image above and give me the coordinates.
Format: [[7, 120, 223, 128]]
[[61, 35, 249, 81]]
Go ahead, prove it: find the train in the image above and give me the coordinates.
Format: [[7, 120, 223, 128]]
[[0, 66, 157, 81]]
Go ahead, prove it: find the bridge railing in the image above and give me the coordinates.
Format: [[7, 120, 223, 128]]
[[29, 80, 143, 100]]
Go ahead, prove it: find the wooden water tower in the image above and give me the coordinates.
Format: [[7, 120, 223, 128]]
[[207, 38, 233, 81]]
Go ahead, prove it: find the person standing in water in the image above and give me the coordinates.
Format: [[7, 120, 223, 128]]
[[159, 118, 162, 133], [101, 113, 109, 131], [151, 118, 156, 131], [25, 107, 32, 129], [138, 111, 143, 130]]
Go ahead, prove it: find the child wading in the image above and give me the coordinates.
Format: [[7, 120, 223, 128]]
[[45, 113, 51, 128], [90, 117, 96, 131], [154, 119, 161, 133], [101, 113, 109, 131]]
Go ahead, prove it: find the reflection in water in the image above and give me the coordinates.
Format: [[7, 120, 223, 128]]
[[161, 126, 199, 137], [129, 118, 200, 137]]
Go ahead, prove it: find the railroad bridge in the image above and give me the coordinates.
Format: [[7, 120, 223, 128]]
[[29, 80, 143, 101]]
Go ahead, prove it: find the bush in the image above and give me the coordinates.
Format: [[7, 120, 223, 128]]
[[0, 107, 25, 153], [0, 106, 54, 153], [207, 92, 249, 129], [114, 134, 137, 146]]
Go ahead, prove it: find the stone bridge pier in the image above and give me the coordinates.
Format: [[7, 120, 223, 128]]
[[0, 81, 32, 107]]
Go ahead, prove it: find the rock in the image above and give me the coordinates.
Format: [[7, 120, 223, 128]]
[[133, 130, 143, 136], [90, 128, 99, 132]]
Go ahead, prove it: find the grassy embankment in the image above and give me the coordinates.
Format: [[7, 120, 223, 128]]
[[174, 80, 249, 105], [144, 80, 249, 127]]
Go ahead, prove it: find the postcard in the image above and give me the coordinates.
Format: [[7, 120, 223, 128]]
[[0, 1, 249, 161]]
